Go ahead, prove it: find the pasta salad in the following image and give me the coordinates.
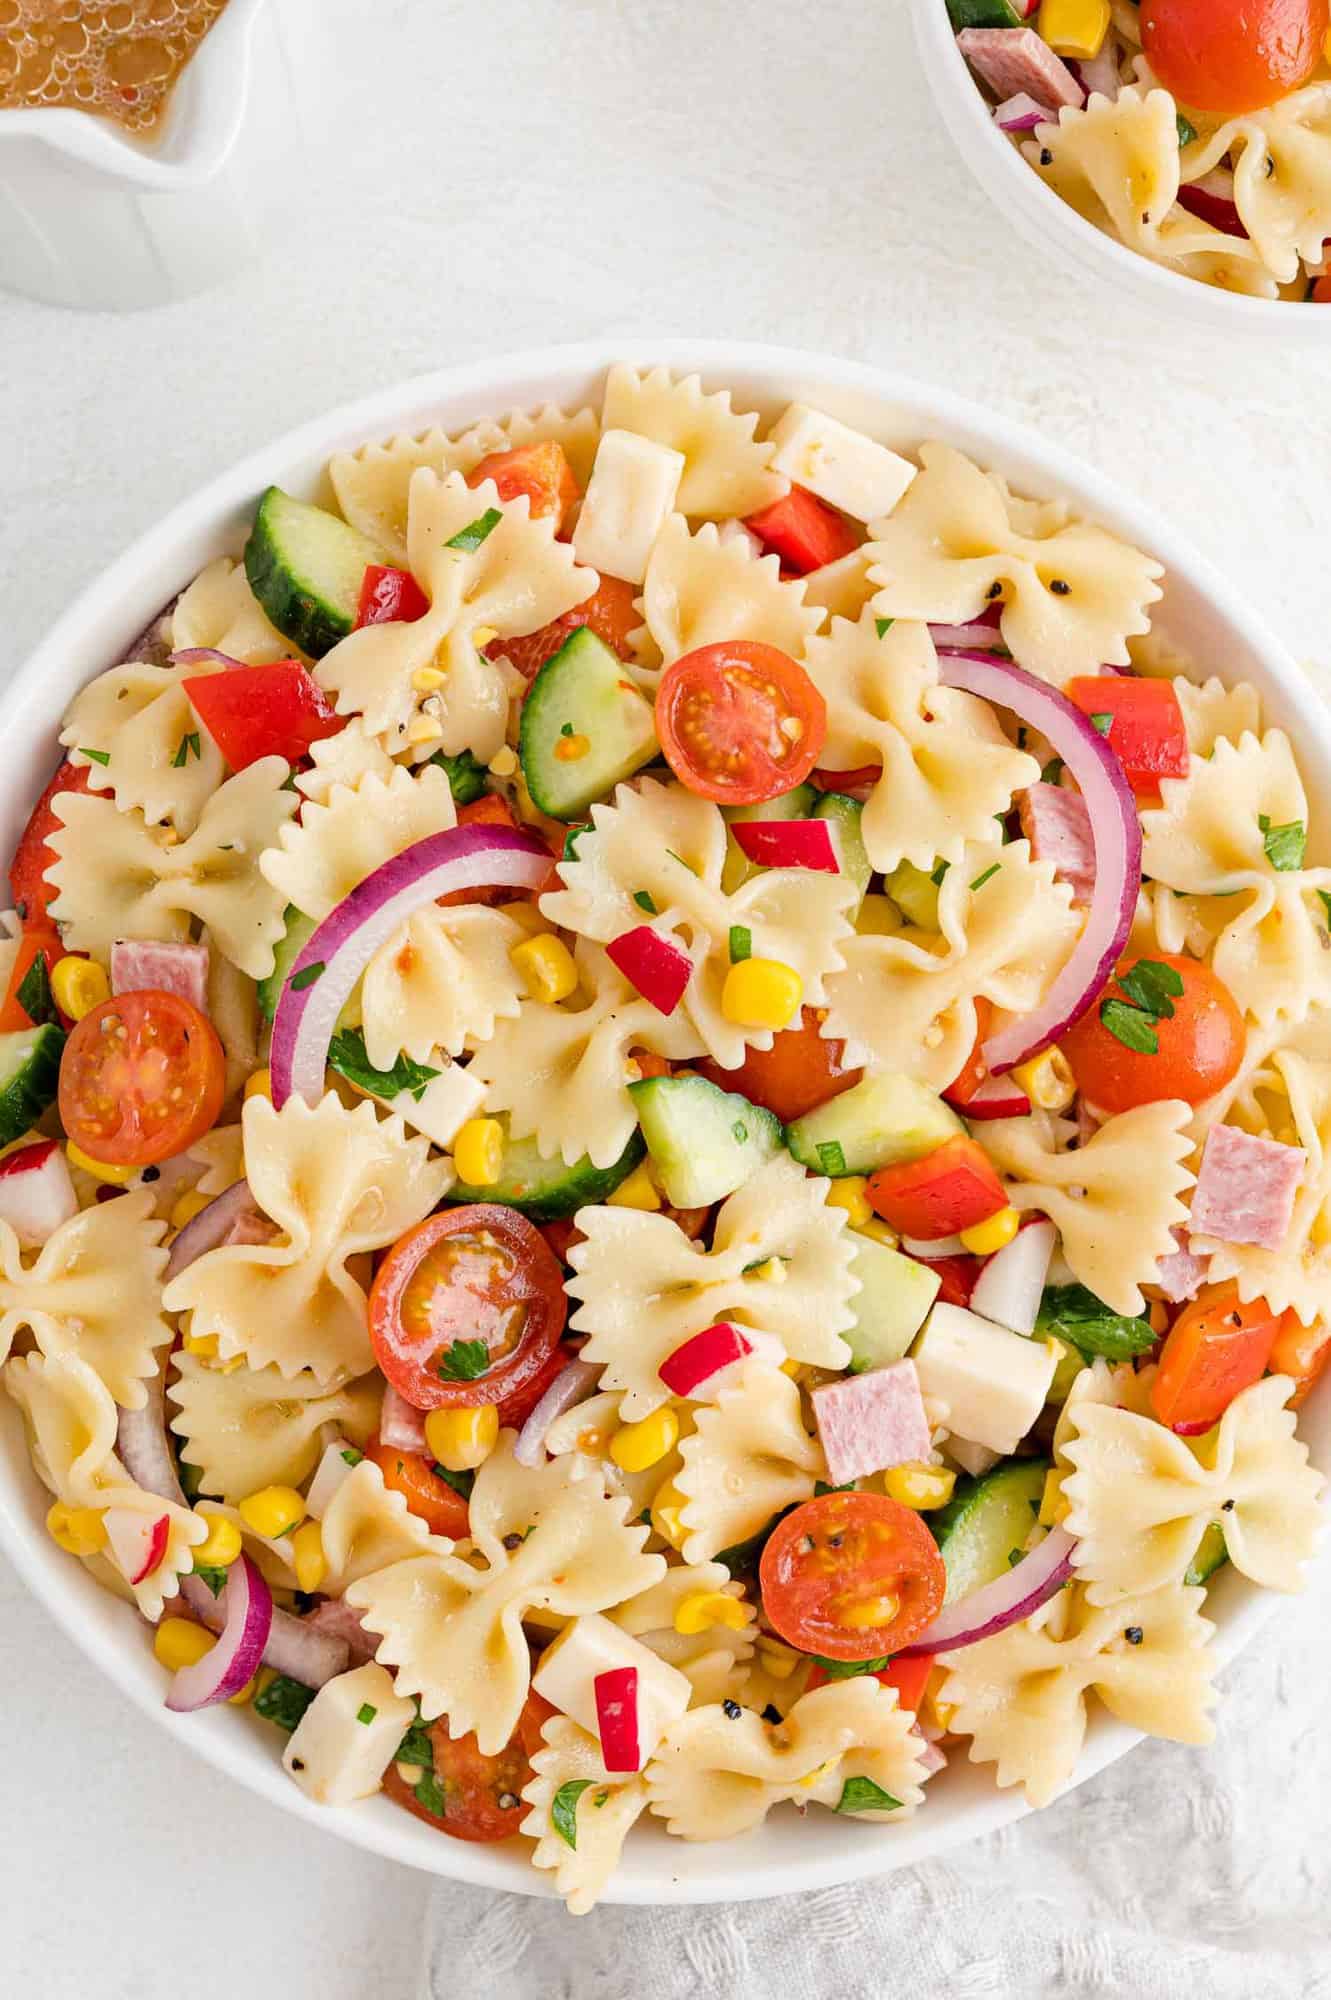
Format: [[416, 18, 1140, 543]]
[[2, 362, 1325, 1914], [950, 0, 1331, 301]]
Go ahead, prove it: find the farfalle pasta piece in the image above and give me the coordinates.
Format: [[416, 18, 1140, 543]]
[[1062, 1373, 1324, 1604], [939, 1575, 1216, 1809], [673, 1360, 825, 1564], [187, 1124, 246, 1199], [644, 1678, 927, 1840], [347, 1440, 664, 1754], [1182, 84, 1331, 285], [519, 1715, 651, 1917], [601, 365, 785, 519], [202, 927, 262, 1101], [567, 1156, 857, 1419], [170, 556, 297, 665], [318, 1457, 454, 1594], [543, 1385, 688, 1525], [1172, 677, 1262, 757], [632, 516, 824, 687], [543, 779, 856, 1071], [46, 757, 297, 977], [60, 654, 226, 833], [167, 1351, 382, 1503], [979, 1100, 1194, 1316], [0, 1190, 170, 1409], [823, 838, 1078, 1089], [801, 614, 1038, 874], [468, 940, 704, 1169], [608, 1560, 756, 1703], [294, 718, 395, 805], [163, 1094, 452, 1384], [316, 470, 595, 762], [865, 440, 1164, 680]]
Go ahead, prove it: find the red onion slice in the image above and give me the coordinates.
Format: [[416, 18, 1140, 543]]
[[170, 647, 248, 670], [1177, 169, 1245, 239], [898, 1526, 1076, 1656], [937, 652, 1140, 1075], [117, 1359, 186, 1508], [179, 1572, 349, 1687], [164, 1177, 258, 1284], [513, 1358, 601, 1467], [270, 824, 551, 1107], [166, 1553, 273, 1711], [992, 92, 1048, 135]]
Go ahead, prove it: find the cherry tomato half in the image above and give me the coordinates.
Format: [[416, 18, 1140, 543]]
[[364, 1439, 470, 1540], [1142, 0, 1326, 115], [468, 440, 579, 527], [491, 575, 639, 681], [58, 990, 226, 1167], [369, 1206, 567, 1414], [696, 1006, 861, 1124], [383, 1688, 553, 1843], [760, 1491, 946, 1661], [9, 758, 91, 928], [1058, 953, 1245, 1114], [1151, 1282, 1286, 1432], [656, 641, 827, 806]]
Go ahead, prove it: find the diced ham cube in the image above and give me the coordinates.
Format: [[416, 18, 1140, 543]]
[[111, 937, 210, 1013], [1190, 1125, 1304, 1251], [1019, 783, 1095, 905], [1155, 1227, 1209, 1304], [957, 28, 1084, 112], [811, 1359, 932, 1487], [300, 1596, 381, 1667]]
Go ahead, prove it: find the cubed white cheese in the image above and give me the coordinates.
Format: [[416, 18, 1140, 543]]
[[282, 1663, 415, 1806], [910, 1303, 1058, 1457], [387, 1060, 486, 1150], [944, 1437, 1001, 1480], [532, 1613, 690, 1765], [572, 429, 685, 584], [767, 404, 917, 523]]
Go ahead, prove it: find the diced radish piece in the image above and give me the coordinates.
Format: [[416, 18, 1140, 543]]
[[378, 1384, 427, 1452], [606, 925, 692, 1016], [111, 937, 210, 1013], [0, 1138, 77, 1247], [104, 1508, 170, 1586], [729, 819, 840, 873], [657, 1321, 785, 1399], [970, 1217, 1056, 1336], [594, 1666, 642, 1773], [305, 1439, 362, 1519], [948, 1074, 1032, 1121]]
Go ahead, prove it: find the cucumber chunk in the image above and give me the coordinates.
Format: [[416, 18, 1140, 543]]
[[947, 0, 1026, 25], [519, 628, 658, 820], [843, 1233, 941, 1372], [1184, 1521, 1228, 1587], [257, 905, 319, 1023], [932, 1458, 1048, 1606], [0, 1023, 64, 1147], [244, 487, 390, 659], [886, 858, 944, 930], [786, 1073, 962, 1178], [629, 1073, 784, 1207], [813, 792, 871, 898], [447, 1115, 645, 1220]]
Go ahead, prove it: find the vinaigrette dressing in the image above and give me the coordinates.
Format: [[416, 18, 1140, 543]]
[[0, 0, 228, 138]]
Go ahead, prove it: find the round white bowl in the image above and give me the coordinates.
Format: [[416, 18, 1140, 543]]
[[0, 339, 1325, 1905], [910, 0, 1329, 339]]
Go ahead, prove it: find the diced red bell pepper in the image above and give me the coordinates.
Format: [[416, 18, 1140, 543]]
[[355, 564, 430, 628], [1150, 1281, 1286, 1433], [1312, 275, 1331, 304], [1064, 676, 1189, 803], [943, 999, 991, 1112], [184, 662, 343, 771], [811, 765, 881, 800], [0, 927, 67, 1033], [806, 1652, 933, 1710], [469, 440, 579, 528], [911, 1251, 982, 1309], [493, 575, 641, 682], [745, 486, 860, 574], [866, 1136, 1008, 1240], [9, 759, 91, 928]]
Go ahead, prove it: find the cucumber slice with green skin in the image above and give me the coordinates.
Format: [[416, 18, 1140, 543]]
[[519, 628, 658, 820], [932, 1458, 1048, 1606], [842, 1233, 941, 1371], [814, 792, 871, 898], [0, 1023, 64, 1147], [257, 905, 318, 1023], [447, 1116, 646, 1220], [723, 785, 817, 892], [628, 1073, 784, 1208], [244, 487, 390, 659], [1184, 1521, 1228, 1587], [786, 1072, 963, 1178], [947, 0, 1026, 26], [428, 748, 488, 806], [886, 858, 944, 930]]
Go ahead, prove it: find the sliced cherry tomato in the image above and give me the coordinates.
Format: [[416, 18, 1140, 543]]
[[805, 1651, 933, 1712], [365, 1439, 470, 1540], [1141, 0, 1326, 114], [369, 1206, 567, 1413], [492, 575, 640, 683], [9, 759, 91, 928], [58, 990, 226, 1167], [811, 765, 880, 800], [696, 1006, 861, 1124], [383, 1687, 553, 1843], [745, 486, 860, 574], [184, 662, 342, 770], [439, 795, 556, 906], [1271, 1311, 1331, 1408], [942, 999, 993, 1113], [911, 1251, 982, 1309], [538, 1217, 583, 1265], [760, 1491, 946, 1661], [468, 440, 579, 527], [1058, 953, 1244, 1113], [866, 1136, 1007, 1241], [0, 927, 67, 1033], [1313, 274, 1331, 304], [496, 1338, 578, 1429], [656, 641, 827, 806], [355, 564, 430, 628], [1064, 677, 1189, 802], [1151, 1281, 1286, 1432]]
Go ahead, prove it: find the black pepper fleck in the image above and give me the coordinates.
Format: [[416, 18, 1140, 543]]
[[1222, 1498, 1235, 1512], [1039, 147, 1053, 166], [1049, 579, 1071, 596], [141, 1164, 161, 1183], [1124, 1626, 1144, 1646], [986, 580, 1004, 601], [502, 1532, 524, 1550], [291, 1757, 305, 1771], [762, 1704, 783, 1724], [723, 1699, 742, 1720]]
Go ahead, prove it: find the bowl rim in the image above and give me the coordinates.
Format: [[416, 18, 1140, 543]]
[[0, 336, 1322, 1905], [908, 0, 1331, 336]]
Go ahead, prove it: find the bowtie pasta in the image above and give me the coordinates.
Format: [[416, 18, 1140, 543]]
[[3, 365, 1324, 1912]]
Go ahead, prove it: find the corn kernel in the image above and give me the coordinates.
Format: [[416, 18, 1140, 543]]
[[959, 1206, 1021, 1257], [181, 1330, 220, 1360], [1311, 1205, 1331, 1248], [883, 1462, 956, 1511], [796, 1757, 837, 1790], [407, 714, 445, 745], [488, 746, 519, 778], [610, 1406, 680, 1474], [472, 626, 498, 649], [606, 1161, 662, 1211], [839, 1592, 899, 1631], [756, 1639, 801, 1681], [65, 1141, 137, 1185], [193, 1513, 243, 1568], [290, 1519, 327, 1593], [170, 1188, 213, 1232], [154, 1617, 215, 1673], [650, 1476, 690, 1550], [243, 1068, 273, 1102], [855, 1218, 900, 1251], [1040, 1467, 1070, 1527], [825, 1176, 873, 1229], [510, 932, 578, 1004], [748, 1256, 788, 1284], [237, 1485, 306, 1539], [721, 957, 803, 1031], [453, 1117, 504, 1187], [1038, 0, 1110, 60], [425, 1402, 499, 1473], [229, 1675, 258, 1706], [1012, 1047, 1076, 1114], [496, 899, 549, 939], [554, 732, 591, 762], [673, 1589, 750, 1636], [50, 955, 110, 1021], [46, 1501, 106, 1556], [780, 1357, 803, 1378], [411, 666, 447, 691]]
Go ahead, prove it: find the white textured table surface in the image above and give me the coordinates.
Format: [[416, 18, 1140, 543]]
[[2, 3, 1331, 1994]]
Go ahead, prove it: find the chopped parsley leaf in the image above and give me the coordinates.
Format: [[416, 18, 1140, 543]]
[[551, 1778, 594, 1850], [1100, 996, 1158, 1054], [835, 1775, 903, 1814], [1117, 957, 1184, 1021], [874, 617, 894, 639], [253, 1674, 316, 1733], [633, 890, 658, 914], [414, 1769, 448, 1818], [16, 951, 57, 1027], [1035, 1281, 1157, 1362], [192, 1563, 228, 1598], [437, 1338, 490, 1382], [356, 1703, 377, 1725], [728, 924, 752, 963], [289, 960, 325, 991], [78, 746, 110, 766], [1088, 712, 1113, 737], [328, 1026, 440, 1105], [340, 1446, 364, 1467], [1258, 813, 1306, 872], [445, 507, 502, 553], [434, 1464, 474, 1500]]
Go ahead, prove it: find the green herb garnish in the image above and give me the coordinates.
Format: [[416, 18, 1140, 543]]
[[1099, 998, 1159, 1054], [969, 862, 1001, 892], [1176, 112, 1197, 147], [434, 1465, 474, 1500], [551, 1778, 594, 1850], [633, 890, 658, 914], [78, 746, 110, 767], [356, 1703, 378, 1725], [446, 508, 502, 552], [1258, 813, 1306, 872], [874, 618, 894, 640], [1117, 957, 1184, 1020], [16, 952, 56, 1028], [328, 1027, 441, 1105], [428, 747, 488, 805], [437, 1338, 490, 1382], [396, 1715, 433, 1769], [729, 925, 752, 963], [254, 1674, 316, 1733], [414, 1769, 449, 1818], [171, 731, 202, 768], [930, 859, 950, 885], [1035, 1281, 1157, 1362], [289, 961, 325, 991], [817, 1140, 846, 1176], [192, 1563, 228, 1598], [1088, 713, 1113, 737], [340, 1447, 364, 1467], [835, 1776, 903, 1814]]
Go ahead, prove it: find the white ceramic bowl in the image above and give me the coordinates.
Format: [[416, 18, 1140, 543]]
[[1, 339, 1325, 1905], [910, 0, 1329, 339]]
